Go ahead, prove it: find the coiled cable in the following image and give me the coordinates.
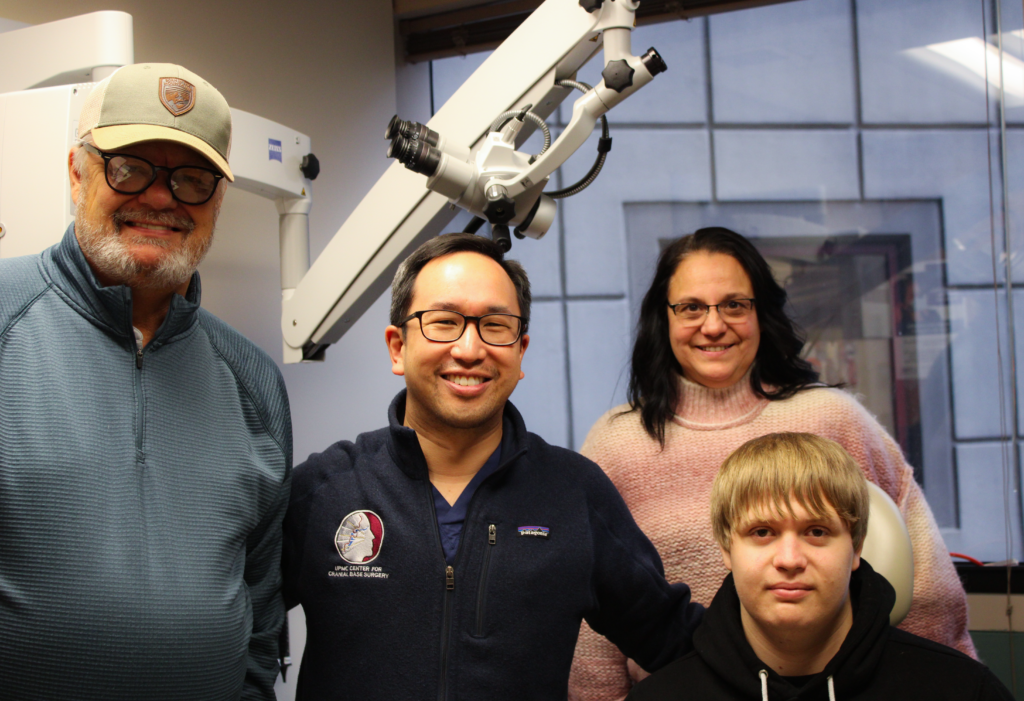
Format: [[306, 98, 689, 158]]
[[545, 79, 611, 200], [489, 105, 552, 154]]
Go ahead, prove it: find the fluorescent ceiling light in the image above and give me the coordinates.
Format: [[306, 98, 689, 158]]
[[905, 37, 1024, 107]]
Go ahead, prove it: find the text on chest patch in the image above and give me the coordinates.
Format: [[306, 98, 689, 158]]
[[517, 526, 549, 537]]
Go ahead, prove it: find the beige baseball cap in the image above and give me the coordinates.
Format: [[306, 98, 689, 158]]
[[78, 63, 234, 181]]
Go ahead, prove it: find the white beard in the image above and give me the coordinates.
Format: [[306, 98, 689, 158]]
[[75, 195, 214, 291]]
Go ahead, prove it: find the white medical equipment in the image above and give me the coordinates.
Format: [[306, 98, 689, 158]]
[[280, 0, 665, 363], [0, 11, 317, 304], [0, 2, 664, 364], [862, 482, 915, 625]]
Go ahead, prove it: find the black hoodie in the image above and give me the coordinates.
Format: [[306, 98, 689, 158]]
[[628, 561, 1013, 701]]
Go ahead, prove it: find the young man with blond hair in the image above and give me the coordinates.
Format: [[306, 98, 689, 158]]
[[628, 432, 1011, 701]]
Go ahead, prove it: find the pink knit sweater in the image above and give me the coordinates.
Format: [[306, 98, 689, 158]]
[[568, 376, 975, 701]]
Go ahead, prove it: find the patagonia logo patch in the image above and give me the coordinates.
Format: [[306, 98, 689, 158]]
[[268, 138, 283, 162], [518, 526, 549, 537]]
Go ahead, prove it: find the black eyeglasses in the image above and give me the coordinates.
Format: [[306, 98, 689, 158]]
[[400, 309, 524, 346], [667, 298, 756, 327], [82, 143, 224, 205]]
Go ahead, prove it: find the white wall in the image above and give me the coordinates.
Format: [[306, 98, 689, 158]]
[[1, 2, 407, 697]]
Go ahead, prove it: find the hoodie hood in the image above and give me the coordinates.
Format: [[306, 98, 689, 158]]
[[693, 560, 895, 700]]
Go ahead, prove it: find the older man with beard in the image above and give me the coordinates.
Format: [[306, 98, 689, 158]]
[[0, 64, 291, 701]]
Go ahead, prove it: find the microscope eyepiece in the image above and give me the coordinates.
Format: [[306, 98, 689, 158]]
[[386, 115, 441, 148], [641, 47, 667, 77], [388, 136, 442, 177]]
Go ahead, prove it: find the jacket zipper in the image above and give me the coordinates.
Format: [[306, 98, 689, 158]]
[[428, 484, 455, 701], [427, 448, 525, 700], [132, 342, 145, 456], [475, 524, 496, 636], [438, 566, 454, 701]]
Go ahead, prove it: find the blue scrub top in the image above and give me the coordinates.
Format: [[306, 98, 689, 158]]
[[432, 443, 502, 565]]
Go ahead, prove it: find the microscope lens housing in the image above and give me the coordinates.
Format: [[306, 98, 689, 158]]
[[385, 115, 441, 148], [388, 136, 442, 177]]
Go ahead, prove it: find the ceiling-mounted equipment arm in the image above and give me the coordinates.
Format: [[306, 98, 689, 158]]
[[0, 11, 133, 93], [280, 0, 664, 363]]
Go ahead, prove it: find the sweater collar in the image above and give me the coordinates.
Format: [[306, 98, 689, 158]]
[[42, 224, 201, 344], [693, 560, 894, 699], [673, 367, 770, 430], [385, 389, 529, 481]]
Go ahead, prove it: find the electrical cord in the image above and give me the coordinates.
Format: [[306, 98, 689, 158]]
[[463, 216, 485, 234], [489, 105, 552, 155], [468, 79, 614, 234], [546, 79, 612, 200], [950, 552, 986, 567]]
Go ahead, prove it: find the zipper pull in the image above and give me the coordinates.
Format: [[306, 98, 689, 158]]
[[445, 565, 455, 591], [135, 349, 144, 369], [488, 524, 496, 545]]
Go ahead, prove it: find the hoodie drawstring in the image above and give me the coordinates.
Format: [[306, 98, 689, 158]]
[[757, 669, 835, 700]]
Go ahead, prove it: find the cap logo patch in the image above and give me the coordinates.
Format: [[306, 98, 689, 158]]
[[335, 510, 385, 564], [518, 526, 549, 537], [160, 77, 196, 117]]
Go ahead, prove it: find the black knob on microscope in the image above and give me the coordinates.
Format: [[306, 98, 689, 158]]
[[602, 59, 635, 93], [482, 193, 516, 225], [491, 224, 512, 253], [300, 154, 320, 180]]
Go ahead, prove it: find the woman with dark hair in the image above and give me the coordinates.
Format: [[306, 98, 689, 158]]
[[568, 227, 973, 701]]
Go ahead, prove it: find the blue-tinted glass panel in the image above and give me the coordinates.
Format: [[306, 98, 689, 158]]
[[710, 0, 855, 124], [514, 301, 569, 448], [950, 443, 1023, 560], [431, 52, 489, 113], [714, 130, 859, 200], [858, 0, 992, 124], [947, 289, 1013, 440], [562, 129, 711, 296], [862, 129, 1000, 285], [566, 299, 631, 450]]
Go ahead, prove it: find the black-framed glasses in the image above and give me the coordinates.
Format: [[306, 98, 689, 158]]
[[82, 143, 223, 205], [400, 309, 524, 346], [667, 298, 756, 327]]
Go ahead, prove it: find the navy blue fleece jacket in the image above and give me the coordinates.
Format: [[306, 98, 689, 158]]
[[283, 391, 703, 700]]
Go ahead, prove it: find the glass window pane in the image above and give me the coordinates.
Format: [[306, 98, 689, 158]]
[[431, 0, 1022, 559]]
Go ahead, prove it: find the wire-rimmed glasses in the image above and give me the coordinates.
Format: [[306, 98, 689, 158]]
[[667, 298, 756, 327]]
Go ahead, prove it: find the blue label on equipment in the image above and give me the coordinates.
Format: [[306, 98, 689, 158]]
[[269, 138, 283, 162]]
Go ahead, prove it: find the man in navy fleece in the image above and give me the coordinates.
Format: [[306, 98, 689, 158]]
[[283, 232, 703, 700]]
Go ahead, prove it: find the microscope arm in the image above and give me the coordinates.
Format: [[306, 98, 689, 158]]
[[281, 0, 657, 362]]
